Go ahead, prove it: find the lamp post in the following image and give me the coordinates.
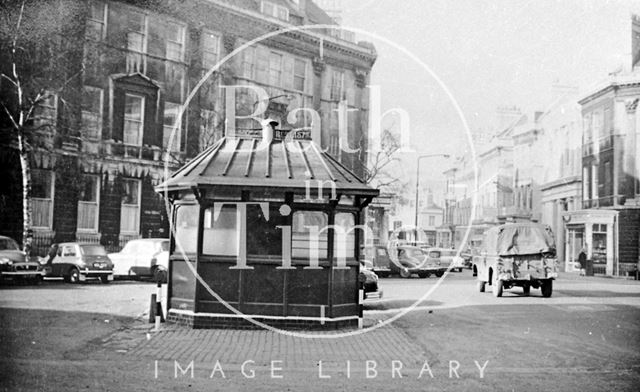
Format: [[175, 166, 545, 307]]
[[414, 153, 450, 241]]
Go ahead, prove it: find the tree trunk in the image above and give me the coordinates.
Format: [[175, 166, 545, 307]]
[[18, 133, 33, 257]]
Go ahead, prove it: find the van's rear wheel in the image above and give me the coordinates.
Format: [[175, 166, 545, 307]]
[[492, 279, 503, 297], [541, 280, 553, 298]]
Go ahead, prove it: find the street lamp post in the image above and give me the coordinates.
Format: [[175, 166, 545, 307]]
[[414, 153, 450, 241]]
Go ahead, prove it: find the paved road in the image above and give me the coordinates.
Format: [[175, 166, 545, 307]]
[[1, 271, 639, 318], [1, 272, 639, 391], [370, 270, 640, 311]]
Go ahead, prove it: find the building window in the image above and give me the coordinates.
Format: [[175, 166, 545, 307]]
[[269, 52, 283, 87], [32, 169, 54, 229], [591, 164, 598, 200], [604, 108, 612, 136], [592, 110, 602, 142], [293, 58, 306, 92], [124, 94, 144, 145], [583, 166, 590, 200], [174, 204, 198, 253], [86, 1, 107, 41], [81, 86, 103, 140], [126, 11, 146, 73], [330, 69, 344, 101], [165, 22, 185, 62], [163, 102, 182, 152], [292, 211, 328, 259], [78, 175, 100, 232], [240, 45, 255, 79], [203, 205, 238, 256], [261, 1, 289, 21], [120, 179, 140, 234], [202, 30, 220, 70], [604, 160, 612, 196], [428, 216, 435, 226], [583, 114, 592, 143], [33, 92, 57, 129]]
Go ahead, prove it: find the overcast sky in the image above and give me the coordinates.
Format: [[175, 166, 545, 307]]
[[331, 0, 640, 195]]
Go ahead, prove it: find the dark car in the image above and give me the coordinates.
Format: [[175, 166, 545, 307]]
[[359, 260, 382, 299], [45, 242, 113, 283], [475, 223, 558, 297], [0, 235, 45, 283], [394, 246, 432, 278], [361, 245, 392, 277]]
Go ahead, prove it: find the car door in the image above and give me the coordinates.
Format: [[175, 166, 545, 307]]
[[55, 244, 77, 276], [135, 241, 155, 275]]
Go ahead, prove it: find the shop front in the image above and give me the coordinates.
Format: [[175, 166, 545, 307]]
[[563, 209, 617, 275], [156, 123, 379, 329]]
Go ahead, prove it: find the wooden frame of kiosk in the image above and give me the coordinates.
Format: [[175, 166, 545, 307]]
[[156, 122, 379, 329]]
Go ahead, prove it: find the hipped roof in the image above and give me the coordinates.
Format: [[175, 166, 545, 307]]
[[155, 135, 379, 197]]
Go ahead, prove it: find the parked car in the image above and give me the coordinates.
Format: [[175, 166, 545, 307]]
[[45, 242, 113, 283], [361, 245, 392, 277], [393, 246, 432, 278], [424, 248, 466, 272], [421, 248, 452, 277], [475, 223, 558, 298], [359, 260, 382, 299], [0, 235, 45, 283], [109, 238, 169, 282]]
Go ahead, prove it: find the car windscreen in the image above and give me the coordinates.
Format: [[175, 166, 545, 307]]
[[496, 225, 556, 256], [0, 238, 20, 251], [406, 249, 424, 258], [427, 251, 441, 258], [80, 245, 108, 256]]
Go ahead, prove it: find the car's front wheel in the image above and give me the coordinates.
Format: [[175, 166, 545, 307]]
[[435, 271, 444, 278], [66, 268, 80, 284], [399, 268, 411, 278]]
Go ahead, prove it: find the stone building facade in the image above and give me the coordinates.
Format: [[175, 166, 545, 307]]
[[0, 0, 376, 254]]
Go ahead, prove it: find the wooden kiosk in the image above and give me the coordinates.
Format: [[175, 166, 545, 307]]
[[156, 123, 379, 329]]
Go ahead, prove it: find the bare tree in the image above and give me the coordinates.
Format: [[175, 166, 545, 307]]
[[359, 128, 404, 189], [0, 0, 84, 255]]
